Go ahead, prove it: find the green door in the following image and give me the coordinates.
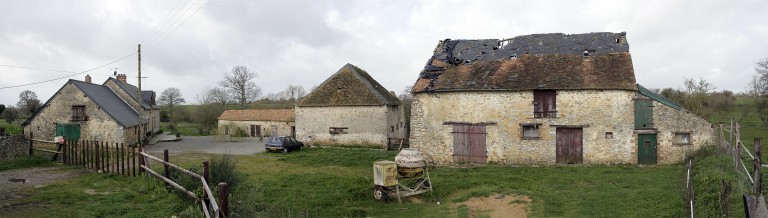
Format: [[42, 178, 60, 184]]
[[638, 134, 657, 164], [55, 124, 81, 140], [634, 99, 654, 129]]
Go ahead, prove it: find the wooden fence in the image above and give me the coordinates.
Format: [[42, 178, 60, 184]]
[[719, 119, 766, 217], [140, 149, 227, 218], [27, 134, 229, 217]]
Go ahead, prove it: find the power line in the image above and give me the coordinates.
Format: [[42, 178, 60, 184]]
[[146, 0, 210, 53], [0, 65, 78, 74], [0, 52, 137, 89]]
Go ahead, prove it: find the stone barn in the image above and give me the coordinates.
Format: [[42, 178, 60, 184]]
[[217, 109, 295, 138], [23, 74, 159, 145], [296, 63, 406, 148], [409, 32, 714, 165]]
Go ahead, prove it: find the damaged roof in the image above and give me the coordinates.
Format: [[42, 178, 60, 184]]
[[298, 63, 400, 107], [218, 109, 295, 122], [412, 32, 637, 93]]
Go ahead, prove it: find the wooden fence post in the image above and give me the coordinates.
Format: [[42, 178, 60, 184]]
[[218, 183, 229, 218], [121, 143, 126, 176], [132, 146, 136, 177], [63, 140, 68, 165], [203, 161, 210, 182], [756, 138, 762, 194], [28, 132, 33, 156], [139, 143, 145, 175], [163, 149, 170, 189], [96, 141, 101, 171]]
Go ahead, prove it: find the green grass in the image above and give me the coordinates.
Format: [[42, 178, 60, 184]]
[[0, 171, 194, 217], [690, 145, 749, 217], [165, 148, 685, 217], [0, 155, 55, 171], [0, 119, 23, 135]]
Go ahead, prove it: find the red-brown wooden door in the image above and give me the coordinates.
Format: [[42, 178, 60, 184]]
[[452, 125, 487, 163], [556, 128, 583, 164]]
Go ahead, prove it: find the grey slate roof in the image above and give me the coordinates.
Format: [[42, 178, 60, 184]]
[[70, 80, 141, 127], [105, 78, 153, 110]]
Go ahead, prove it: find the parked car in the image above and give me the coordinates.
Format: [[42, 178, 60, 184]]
[[265, 136, 304, 153]]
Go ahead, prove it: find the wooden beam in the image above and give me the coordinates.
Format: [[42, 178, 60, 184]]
[[140, 165, 198, 200]]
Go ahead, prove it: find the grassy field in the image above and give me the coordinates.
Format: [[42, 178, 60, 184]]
[[161, 122, 207, 136], [0, 119, 23, 135], [162, 148, 686, 217], [0, 171, 193, 217], [0, 155, 55, 171]]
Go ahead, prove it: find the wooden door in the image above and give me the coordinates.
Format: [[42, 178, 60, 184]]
[[452, 124, 487, 163], [556, 128, 583, 164], [254, 125, 261, 137], [291, 126, 296, 138], [250, 125, 256, 137], [638, 134, 657, 164]]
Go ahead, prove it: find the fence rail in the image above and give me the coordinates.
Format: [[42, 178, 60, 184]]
[[140, 150, 226, 218], [719, 119, 766, 217]]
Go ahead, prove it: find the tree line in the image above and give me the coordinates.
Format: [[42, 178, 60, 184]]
[[158, 65, 309, 135]]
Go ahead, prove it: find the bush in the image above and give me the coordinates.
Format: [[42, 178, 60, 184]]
[[230, 184, 266, 217], [210, 154, 238, 189]]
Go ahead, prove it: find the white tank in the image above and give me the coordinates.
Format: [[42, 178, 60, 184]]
[[395, 148, 425, 178]]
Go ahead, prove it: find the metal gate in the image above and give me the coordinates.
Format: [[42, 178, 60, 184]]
[[638, 134, 657, 164], [556, 128, 583, 164], [452, 124, 487, 163]]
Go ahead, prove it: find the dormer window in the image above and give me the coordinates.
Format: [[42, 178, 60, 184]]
[[71, 105, 87, 121], [533, 90, 557, 118]]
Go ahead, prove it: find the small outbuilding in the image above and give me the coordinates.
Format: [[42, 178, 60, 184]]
[[295, 63, 406, 148], [217, 109, 295, 138]]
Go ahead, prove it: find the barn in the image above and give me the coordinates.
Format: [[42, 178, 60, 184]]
[[408, 32, 714, 165]]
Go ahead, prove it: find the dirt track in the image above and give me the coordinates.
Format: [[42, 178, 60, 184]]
[[144, 135, 266, 155]]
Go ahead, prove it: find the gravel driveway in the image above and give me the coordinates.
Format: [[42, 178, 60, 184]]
[[143, 135, 266, 155]]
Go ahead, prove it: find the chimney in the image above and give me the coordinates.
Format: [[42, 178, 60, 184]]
[[117, 74, 127, 84], [85, 75, 91, 83]]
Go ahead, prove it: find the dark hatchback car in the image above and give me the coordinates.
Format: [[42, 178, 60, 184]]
[[265, 136, 304, 153]]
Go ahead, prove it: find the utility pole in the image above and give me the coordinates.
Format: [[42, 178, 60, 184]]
[[137, 44, 142, 147]]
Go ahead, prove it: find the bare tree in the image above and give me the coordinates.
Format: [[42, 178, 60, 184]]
[[219, 66, 260, 107], [199, 87, 230, 106], [751, 58, 768, 126], [17, 90, 40, 115], [159, 87, 186, 123], [682, 77, 715, 117], [399, 86, 414, 138], [283, 85, 307, 102]]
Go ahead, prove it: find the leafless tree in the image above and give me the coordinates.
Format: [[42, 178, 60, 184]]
[[159, 87, 186, 123], [219, 66, 260, 107], [682, 77, 715, 117], [751, 58, 768, 126], [199, 87, 230, 106], [283, 85, 307, 102], [17, 90, 40, 115]]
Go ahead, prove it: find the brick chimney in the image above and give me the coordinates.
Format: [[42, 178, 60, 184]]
[[117, 74, 127, 84], [85, 75, 91, 83]]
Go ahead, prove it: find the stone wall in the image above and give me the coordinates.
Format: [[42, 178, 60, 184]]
[[296, 106, 389, 147], [410, 90, 637, 165], [0, 136, 28, 159], [649, 99, 715, 164], [23, 83, 131, 144], [217, 120, 295, 137], [385, 105, 408, 139]]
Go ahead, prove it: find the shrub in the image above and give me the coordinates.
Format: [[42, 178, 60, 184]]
[[230, 183, 266, 217], [210, 154, 238, 189]]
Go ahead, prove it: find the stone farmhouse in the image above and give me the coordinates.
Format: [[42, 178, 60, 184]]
[[217, 109, 295, 138], [296, 63, 406, 148], [409, 32, 714, 165], [23, 74, 160, 145]]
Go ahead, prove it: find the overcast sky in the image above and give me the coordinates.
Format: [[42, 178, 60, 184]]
[[1, 0, 767, 106]]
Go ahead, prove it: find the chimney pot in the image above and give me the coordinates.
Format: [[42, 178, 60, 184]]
[[117, 74, 127, 84], [85, 75, 92, 83]]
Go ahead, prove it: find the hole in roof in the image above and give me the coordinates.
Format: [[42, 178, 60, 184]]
[[510, 54, 517, 59], [582, 50, 590, 57], [465, 60, 472, 64], [615, 38, 620, 43]]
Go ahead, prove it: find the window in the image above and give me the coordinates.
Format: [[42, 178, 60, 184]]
[[533, 90, 557, 118], [71, 105, 87, 121], [605, 132, 613, 139], [329, 127, 348, 134], [521, 123, 541, 139], [674, 132, 691, 145]]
